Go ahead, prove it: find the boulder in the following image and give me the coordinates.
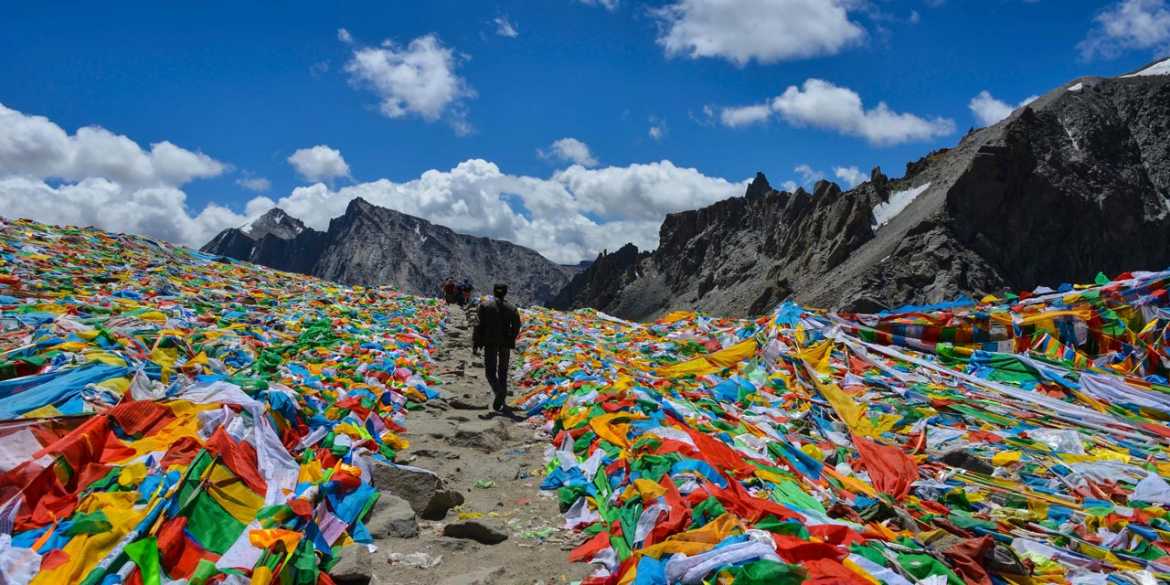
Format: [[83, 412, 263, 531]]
[[442, 519, 509, 545], [371, 462, 465, 520], [364, 493, 418, 539], [328, 544, 372, 585]]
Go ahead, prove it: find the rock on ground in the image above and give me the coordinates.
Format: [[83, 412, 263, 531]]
[[450, 419, 511, 453], [329, 544, 372, 585], [370, 461, 465, 520], [442, 519, 509, 545], [365, 493, 419, 539]]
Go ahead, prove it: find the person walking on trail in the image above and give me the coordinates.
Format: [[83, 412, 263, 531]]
[[441, 278, 458, 304], [472, 283, 522, 413], [458, 278, 473, 306]]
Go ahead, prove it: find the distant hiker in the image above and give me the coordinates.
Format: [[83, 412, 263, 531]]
[[441, 278, 458, 304], [459, 279, 473, 306], [472, 283, 522, 413]]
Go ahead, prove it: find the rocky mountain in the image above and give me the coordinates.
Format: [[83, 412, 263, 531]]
[[552, 58, 1170, 319], [202, 199, 574, 306]]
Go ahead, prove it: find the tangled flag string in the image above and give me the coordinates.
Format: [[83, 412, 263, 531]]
[[4, 215, 1170, 584]]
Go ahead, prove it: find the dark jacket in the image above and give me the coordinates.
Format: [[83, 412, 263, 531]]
[[473, 297, 521, 350]]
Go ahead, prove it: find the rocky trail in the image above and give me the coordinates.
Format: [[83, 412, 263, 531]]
[[331, 305, 590, 585]]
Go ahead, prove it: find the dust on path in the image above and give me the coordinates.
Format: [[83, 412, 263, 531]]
[[367, 304, 590, 585]]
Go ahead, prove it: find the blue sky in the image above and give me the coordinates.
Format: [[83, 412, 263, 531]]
[[1, 0, 1168, 263]]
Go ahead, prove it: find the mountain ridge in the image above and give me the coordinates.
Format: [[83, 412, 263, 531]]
[[202, 198, 574, 306], [552, 59, 1170, 319]]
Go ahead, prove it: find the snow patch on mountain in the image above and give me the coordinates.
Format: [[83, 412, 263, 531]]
[[872, 183, 931, 230]]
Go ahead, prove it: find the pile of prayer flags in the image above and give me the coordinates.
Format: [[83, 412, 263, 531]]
[[516, 270, 1170, 584], [0, 218, 442, 584]]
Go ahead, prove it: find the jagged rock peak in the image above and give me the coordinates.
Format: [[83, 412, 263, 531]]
[[241, 207, 306, 241], [744, 172, 774, 199], [345, 196, 377, 215], [204, 197, 574, 306]]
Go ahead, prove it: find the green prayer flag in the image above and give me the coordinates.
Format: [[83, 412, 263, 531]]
[[124, 537, 162, 585]]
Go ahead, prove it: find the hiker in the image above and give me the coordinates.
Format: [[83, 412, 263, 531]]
[[458, 279, 473, 306], [472, 283, 522, 413], [441, 278, 458, 304]]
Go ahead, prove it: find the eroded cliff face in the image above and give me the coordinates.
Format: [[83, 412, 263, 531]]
[[555, 63, 1170, 319], [202, 199, 573, 306], [549, 243, 645, 311]]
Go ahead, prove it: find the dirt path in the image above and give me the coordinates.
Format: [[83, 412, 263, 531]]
[[363, 304, 590, 585]]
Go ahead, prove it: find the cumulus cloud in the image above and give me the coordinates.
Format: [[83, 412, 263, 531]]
[[577, 0, 619, 11], [288, 145, 350, 182], [254, 159, 742, 263], [494, 16, 519, 38], [793, 164, 824, 186], [0, 104, 745, 263], [540, 137, 598, 167], [344, 34, 474, 133], [553, 160, 743, 222], [0, 103, 225, 188], [3, 158, 743, 263], [770, 79, 955, 146], [237, 176, 272, 192], [968, 90, 1039, 127], [337, 28, 353, 44], [0, 176, 258, 250], [834, 166, 866, 188], [719, 104, 771, 128], [1078, 0, 1170, 61], [653, 0, 865, 66]]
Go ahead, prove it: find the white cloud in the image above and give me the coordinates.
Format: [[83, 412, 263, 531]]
[[834, 166, 866, 188], [648, 117, 667, 141], [0, 103, 225, 188], [258, 160, 742, 263], [1, 158, 741, 264], [780, 180, 799, 192], [576, 0, 619, 11], [344, 34, 474, 133], [553, 160, 743, 222], [653, 0, 865, 66], [288, 145, 350, 182], [1079, 0, 1170, 61], [494, 16, 519, 38], [794, 164, 824, 186], [237, 176, 272, 192], [540, 137, 598, 167], [770, 79, 955, 146], [968, 90, 1040, 127], [337, 28, 353, 44], [0, 107, 746, 264], [0, 176, 253, 250], [719, 104, 771, 128]]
